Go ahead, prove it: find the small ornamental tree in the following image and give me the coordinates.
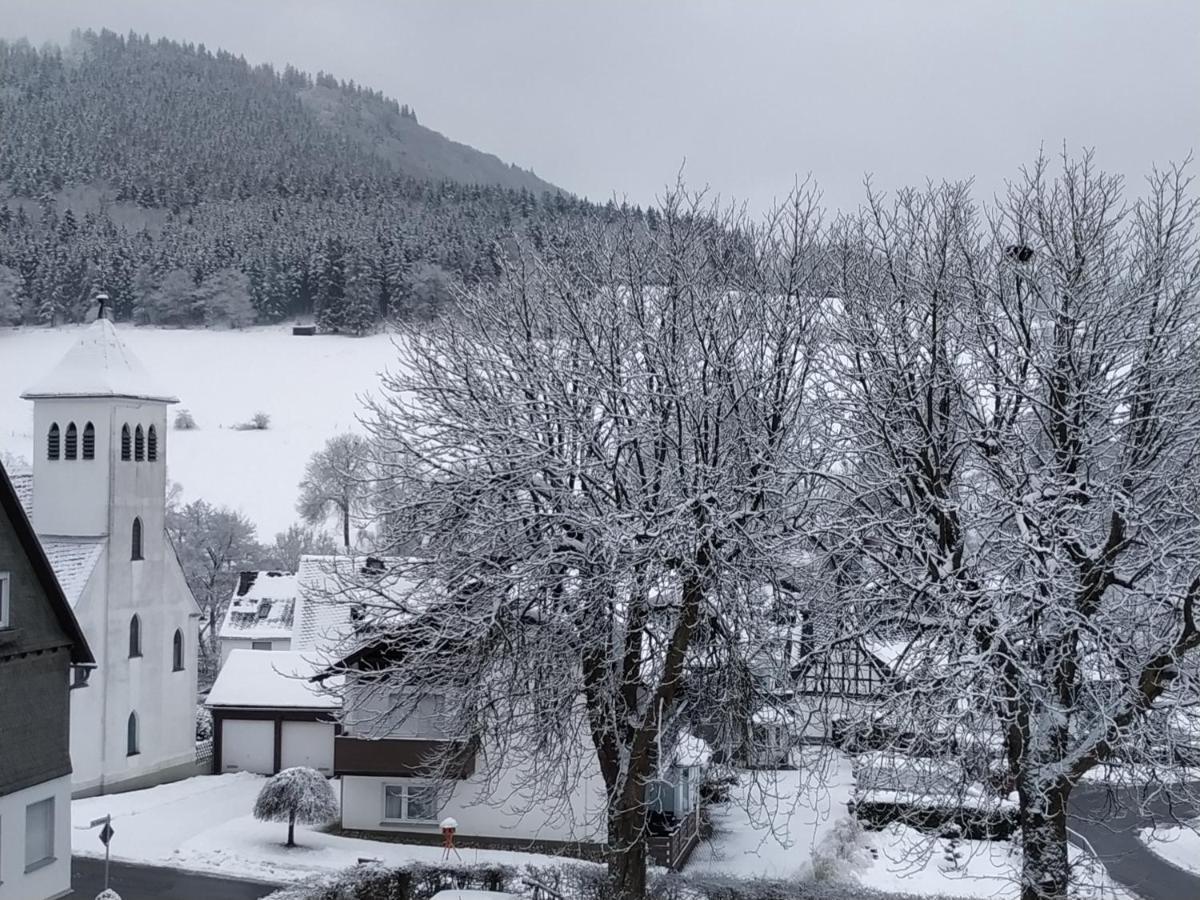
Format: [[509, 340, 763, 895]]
[[253, 767, 338, 847]]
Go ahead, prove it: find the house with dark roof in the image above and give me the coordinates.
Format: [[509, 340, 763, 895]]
[[0, 459, 94, 899]]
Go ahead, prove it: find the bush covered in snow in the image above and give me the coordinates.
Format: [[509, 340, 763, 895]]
[[233, 411, 271, 431], [174, 408, 198, 430], [95, 890, 122, 900], [253, 766, 338, 847], [195, 705, 213, 742]]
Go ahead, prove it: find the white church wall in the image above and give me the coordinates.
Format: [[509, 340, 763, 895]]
[[31, 399, 112, 537]]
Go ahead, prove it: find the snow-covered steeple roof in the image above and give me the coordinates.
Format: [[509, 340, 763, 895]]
[[20, 318, 178, 402]]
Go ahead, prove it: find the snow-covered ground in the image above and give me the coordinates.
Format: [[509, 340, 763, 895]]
[[685, 752, 1129, 899], [72, 773, 586, 885], [1138, 822, 1200, 877], [0, 324, 406, 537], [687, 752, 855, 879]]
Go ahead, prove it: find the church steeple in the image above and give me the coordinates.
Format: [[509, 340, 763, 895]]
[[21, 311, 176, 540]]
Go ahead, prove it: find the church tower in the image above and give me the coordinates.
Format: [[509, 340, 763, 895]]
[[21, 305, 176, 545], [21, 302, 200, 796]]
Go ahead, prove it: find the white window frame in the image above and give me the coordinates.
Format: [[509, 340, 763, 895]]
[[24, 796, 55, 872], [0, 572, 10, 628], [381, 782, 438, 824]]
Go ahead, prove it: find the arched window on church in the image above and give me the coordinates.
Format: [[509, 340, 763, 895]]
[[172, 629, 184, 671], [127, 712, 140, 756], [129, 614, 142, 657], [121, 424, 131, 461], [65, 423, 78, 459], [83, 422, 96, 459], [148, 425, 158, 462], [134, 425, 145, 461], [47, 423, 60, 460], [131, 517, 144, 561]]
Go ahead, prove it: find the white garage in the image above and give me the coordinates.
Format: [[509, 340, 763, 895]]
[[206, 649, 341, 776], [220, 719, 276, 774], [281, 720, 335, 774]]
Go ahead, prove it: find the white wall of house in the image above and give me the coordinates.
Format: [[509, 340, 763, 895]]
[[340, 739, 608, 844], [34, 396, 200, 797], [0, 774, 72, 900], [219, 636, 290, 667]]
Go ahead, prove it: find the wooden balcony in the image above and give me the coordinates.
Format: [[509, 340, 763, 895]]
[[333, 736, 476, 779]]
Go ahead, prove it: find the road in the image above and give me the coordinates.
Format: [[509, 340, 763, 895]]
[[1069, 784, 1200, 900], [72, 856, 280, 900]]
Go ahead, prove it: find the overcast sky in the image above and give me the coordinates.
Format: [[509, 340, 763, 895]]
[[2, 0, 1197, 214]]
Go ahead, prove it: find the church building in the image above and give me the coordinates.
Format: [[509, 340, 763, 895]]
[[16, 307, 201, 797]]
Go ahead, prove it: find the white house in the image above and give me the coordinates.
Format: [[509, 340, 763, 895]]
[[217, 570, 299, 665], [16, 313, 202, 797]]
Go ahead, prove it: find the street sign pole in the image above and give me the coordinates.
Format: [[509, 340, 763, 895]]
[[89, 815, 114, 889]]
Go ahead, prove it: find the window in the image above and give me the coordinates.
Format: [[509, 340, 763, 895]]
[[383, 783, 437, 822], [24, 797, 54, 871], [82, 422, 95, 459], [147, 425, 158, 461], [128, 614, 142, 657], [172, 629, 184, 671], [127, 711, 139, 756], [47, 423, 60, 460], [64, 422, 78, 459], [131, 517, 143, 561], [134, 425, 145, 461], [121, 424, 131, 460], [251, 640, 273, 651], [0, 571, 10, 628]]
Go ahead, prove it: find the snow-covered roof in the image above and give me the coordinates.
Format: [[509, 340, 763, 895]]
[[39, 539, 105, 607], [8, 470, 32, 516], [219, 571, 300, 641], [206, 649, 341, 709], [673, 732, 712, 768], [21, 318, 178, 403], [292, 554, 418, 653]]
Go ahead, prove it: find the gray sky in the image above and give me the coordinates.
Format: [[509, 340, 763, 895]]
[[2, 0, 1197, 214]]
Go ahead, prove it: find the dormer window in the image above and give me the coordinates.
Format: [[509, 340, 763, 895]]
[[65, 422, 78, 459], [121, 424, 131, 461], [48, 423, 60, 460], [134, 425, 145, 461], [83, 422, 96, 459], [147, 425, 158, 462]]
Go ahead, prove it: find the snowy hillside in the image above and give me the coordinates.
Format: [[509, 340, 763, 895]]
[[0, 325, 405, 538]]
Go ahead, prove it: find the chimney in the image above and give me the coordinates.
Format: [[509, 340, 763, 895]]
[[236, 571, 259, 596], [95, 291, 111, 321]]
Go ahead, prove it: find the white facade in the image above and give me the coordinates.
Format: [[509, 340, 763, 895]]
[[219, 636, 291, 666], [21, 319, 202, 796], [0, 774, 72, 900]]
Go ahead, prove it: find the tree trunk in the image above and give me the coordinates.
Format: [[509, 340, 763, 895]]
[[606, 805, 648, 900], [342, 505, 351, 549], [1019, 782, 1070, 900], [287, 811, 296, 848]]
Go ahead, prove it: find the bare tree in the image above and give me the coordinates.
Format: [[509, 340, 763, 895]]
[[297, 433, 370, 548], [342, 185, 827, 899], [824, 153, 1200, 900]]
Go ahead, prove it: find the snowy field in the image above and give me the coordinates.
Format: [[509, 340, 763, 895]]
[[0, 324, 406, 537], [1138, 822, 1200, 877]]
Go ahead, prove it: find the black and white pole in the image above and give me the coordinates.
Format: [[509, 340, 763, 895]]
[[89, 814, 115, 889]]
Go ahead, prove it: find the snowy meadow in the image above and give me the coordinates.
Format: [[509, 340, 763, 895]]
[[0, 324, 403, 537]]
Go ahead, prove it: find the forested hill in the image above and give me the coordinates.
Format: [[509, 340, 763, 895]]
[[0, 29, 608, 329]]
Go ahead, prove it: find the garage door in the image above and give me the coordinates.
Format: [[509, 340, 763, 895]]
[[280, 721, 335, 774], [221, 720, 275, 774]]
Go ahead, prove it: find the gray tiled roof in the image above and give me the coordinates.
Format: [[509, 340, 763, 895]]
[[38, 539, 105, 608]]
